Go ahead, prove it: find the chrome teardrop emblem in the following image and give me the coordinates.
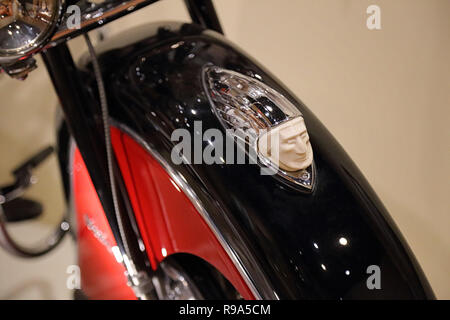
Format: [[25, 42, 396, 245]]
[[203, 65, 316, 192]]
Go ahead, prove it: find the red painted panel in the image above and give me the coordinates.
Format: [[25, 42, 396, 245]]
[[73, 127, 254, 299], [73, 148, 136, 300], [111, 127, 254, 299]]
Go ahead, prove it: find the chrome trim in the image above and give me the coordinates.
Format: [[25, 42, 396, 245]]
[[69, 135, 157, 299], [0, 0, 66, 64], [202, 65, 316, 192], [68, 137, 77, 238], [258, 155, 316, 192], [51, 0, 159, 44], [111, 120, 266, 300], [155, 260, 204, 300]]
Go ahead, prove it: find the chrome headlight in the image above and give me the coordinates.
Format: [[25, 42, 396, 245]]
[[0, 0, 63, 62]]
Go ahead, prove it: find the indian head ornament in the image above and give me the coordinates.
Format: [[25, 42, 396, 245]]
[[203, 65, 316, 191]]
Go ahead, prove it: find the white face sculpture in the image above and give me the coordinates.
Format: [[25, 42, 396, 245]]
[[258, 117, 313, 172], [205, 66, 315, 187]]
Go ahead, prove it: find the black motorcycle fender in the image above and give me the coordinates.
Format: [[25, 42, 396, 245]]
[[78, 21, 434, 299]]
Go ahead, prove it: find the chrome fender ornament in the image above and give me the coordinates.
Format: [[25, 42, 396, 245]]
[[202, 65, 316, 192]]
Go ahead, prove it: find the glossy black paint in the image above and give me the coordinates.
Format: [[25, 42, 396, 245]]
[[184, 0, 224, 34], [78, 22, 434, 299], [42, 44, 124, 246], [42, 44, 155, 293], [52, 0, 160, 46]]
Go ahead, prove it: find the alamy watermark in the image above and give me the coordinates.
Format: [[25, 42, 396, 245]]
[[65, 5, 81, 30], [65, 263, 382, 291], [66, 264, 81, 290], [367, 4, 381, 30], [65, 4, 382, 31], [366, 265, 382, 289], [170, 121, 280, 176]]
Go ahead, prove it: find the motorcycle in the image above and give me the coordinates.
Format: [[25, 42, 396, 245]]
[[0, 0, 434, 300]]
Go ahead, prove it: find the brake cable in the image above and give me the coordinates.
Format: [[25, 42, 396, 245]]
[[84, 34, 155, 299]]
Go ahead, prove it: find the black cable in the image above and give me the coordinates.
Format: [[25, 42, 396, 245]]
[[83, 34, 131, 257]]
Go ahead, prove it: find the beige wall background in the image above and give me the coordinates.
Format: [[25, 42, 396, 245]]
[[0, 0, 448, 299]]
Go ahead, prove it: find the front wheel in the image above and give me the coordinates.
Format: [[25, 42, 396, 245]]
[[153, 254, 242, 300]]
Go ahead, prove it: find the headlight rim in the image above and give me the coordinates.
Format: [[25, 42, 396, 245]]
[[0, 0, 65, 63]]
